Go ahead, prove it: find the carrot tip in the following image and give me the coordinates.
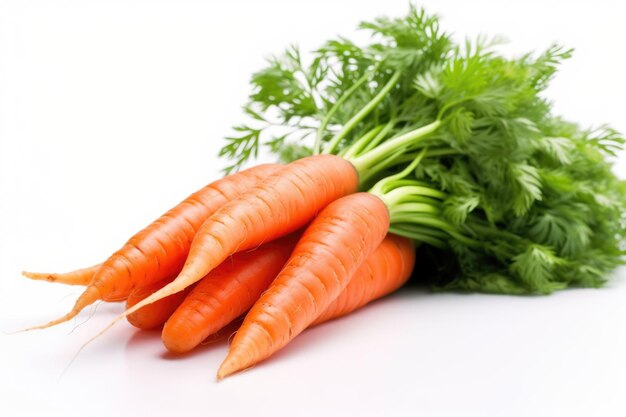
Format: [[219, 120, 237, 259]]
[[20, 285, 101, 331], [22, 268, 94, 286], [216, 355, 245, 380], [17, 312, 78, 332], [216, 363, 233, 380], [5, 328, 31, 335], [21, 271, 54, 281]]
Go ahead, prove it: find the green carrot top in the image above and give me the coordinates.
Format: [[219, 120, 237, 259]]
[[219, 5, 626, 295]]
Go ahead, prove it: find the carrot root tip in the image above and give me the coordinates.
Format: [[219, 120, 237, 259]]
[[20, 285, 101, 331], [22, 271, 54, 282], [217, 355, 247, 380]]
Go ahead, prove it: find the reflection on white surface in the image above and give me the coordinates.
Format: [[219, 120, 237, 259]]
[[2, 278, 626, 417]]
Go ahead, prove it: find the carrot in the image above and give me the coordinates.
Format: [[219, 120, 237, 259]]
[[26, 163, 280, 330], [22, 264, 101, 286], [312, 234, 414, 325], [126, 279, 191, 330], [162, 233, 411, 354], [162, 233, 298, 353], [217, 192, 389, 379], [98, 154, 358, 335]]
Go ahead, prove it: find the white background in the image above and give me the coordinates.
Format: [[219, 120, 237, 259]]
[[1, 1, 626, 416]]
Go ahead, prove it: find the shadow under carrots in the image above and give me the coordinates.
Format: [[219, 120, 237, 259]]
[[124, 327, 161, 350], [230, 289, 431, 377], [123, 287, 433, 377]]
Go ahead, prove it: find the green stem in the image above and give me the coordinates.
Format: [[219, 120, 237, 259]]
[[388, 225, 448, 249], [323, 71, 401, 155], [391, 194, 442, 206], [392, 223, 450, 240], [390, 214, 479, 247], [370, 148, 428, 195], [426, 148, 460, 157], [381, 185, 447, 206], [391, 203, 440, 215], [350, 119, 441, 175], [313, 69, 373, 154], [358, 147, 407, 185], [437, 96, 475, 120], [391, 213, 453, 229], [382, 179, 432, 188], [385, 148, 460, 167], [340, 125, 384, 158], [359, 119, 396, 155]]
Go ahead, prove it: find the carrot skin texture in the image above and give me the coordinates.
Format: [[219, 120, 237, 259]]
[[312, 234, 414, 325], [95, 163, 280, 301], [217, 192, 390, 379], [126, 279, 189, 330], [162, 233, 411, 354], [118, 155, 358, 325], [22, 264, 101, 286], [29, 164, 280, 330], [162, 234, 298, 353]]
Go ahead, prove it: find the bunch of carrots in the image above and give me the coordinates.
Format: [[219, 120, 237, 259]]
[[25, 158, 416, 378], [22, 7, 626, 379]]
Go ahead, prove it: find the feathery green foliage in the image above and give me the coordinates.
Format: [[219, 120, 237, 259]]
[[219, 5, 626, 294]]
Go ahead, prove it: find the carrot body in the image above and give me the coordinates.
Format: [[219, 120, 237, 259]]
[[113, 155, 358, 328], [161, 233, 411, 354], [312, 234, 414, 325], [217, 192, 390, 379], [29, 163, 280, 330], [162, 234, 298, 353], [22, 264, 101, 286], [126, 279, 190, 330]]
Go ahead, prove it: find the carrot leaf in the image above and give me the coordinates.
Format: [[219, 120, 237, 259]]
[[219, 5, 626, 294]]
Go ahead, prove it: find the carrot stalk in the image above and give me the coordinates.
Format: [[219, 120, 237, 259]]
[[162, 234, 298, 353], [24, 163, 280, 330], [22, 264, 101, 286], [217, 192, 389, 379]]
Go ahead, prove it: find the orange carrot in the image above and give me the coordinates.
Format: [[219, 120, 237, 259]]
[[312, 234, 414, 325], [217, 192, 389, 379], [126, 279, 191, 330], [161, 233, 411, 354], [22, 264, 101, 286], [27, 163, 280, 330], [101, 155, 358, 333], [162, 234, 298, 353]]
